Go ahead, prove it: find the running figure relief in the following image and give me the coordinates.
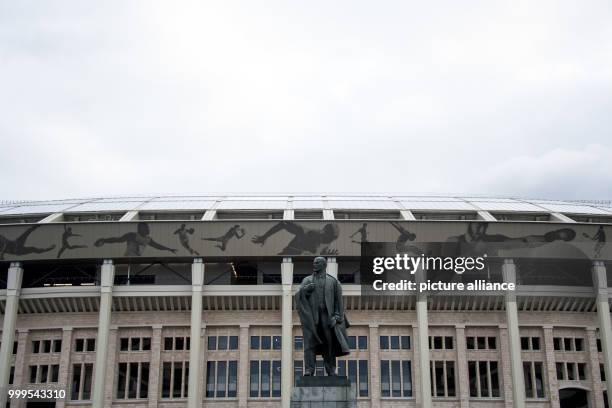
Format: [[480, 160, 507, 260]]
[[389, 221, 418, 252], [0, 225, 55, 260], [350, 223, 368, 244], [94, 223, 177, 257], [583, 225, 606, 258], [174, 224, 199, 255], [251, 221, 339, 255], [202, 224, 245, 251], [57, 225, 87, 258]]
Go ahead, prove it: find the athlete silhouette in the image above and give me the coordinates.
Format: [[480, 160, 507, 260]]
[[0, 225, 55, 260], [94, 223, 176, 256], [174, 224, 199, 255], [350, 223, 368, 244], [583, 225, 606, 258], [57, 225, 87, 258], [389, 221, 418, 252], [203, 225, 245, 251], [251, 221, 339, 255]]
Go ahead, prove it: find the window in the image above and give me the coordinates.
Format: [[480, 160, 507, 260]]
[[261, 336, 271, 350], [249, 360, 280, 398], [229, 336, 238, 350], [346, 360, 369, 397], [120, 337, 151, 352], [523, 361, 545, 399], [71, 363, 93, 400], [207, 336, 217, 351], [28, 365, 59, 383], [430, 360, 455, 397], [294, 336, 303, 351], [380, 335, 410, 350], [466, 336, 497, 350], [557, 362, 587, 381], [358, 336, 368, 350], [116, 362, 149, 399], [348, 336, 356, 349], [553, 337, 585, 352], [601, 364, 606, 382], [381, 360, 412, 397], [294, 360, 303, 385], [75, 338, 96, 352], [520, 337, 541, 351], [468, 361, 500, 398], [32, 339, 61, 354], [429, 336, 454, 350], [161, 361, 189, 399], [250, 336, 260, 350], [272, 336, 281, 350], [205, 360, 237, 399]]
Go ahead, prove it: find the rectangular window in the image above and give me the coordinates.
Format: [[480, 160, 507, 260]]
[[206, 361, 215, 398], [556, 362, 564, 380], [294, 360, 303, 385], [294, 336, 303, 351], [218, 336, 227, 351], [578, 363, 586, 380], [207, 336, 217, 351], [131, 338, 140, 352], [358, 360, 369, 397], [175, 337, 185, 351], [162, 362, 172, 398], [216, 361, 227, 397], [391, 360, 401, 397], [468, 361, 500, 398], [381, 360, 390, 397], [71, 363, 94, 400], [272, 360, 281, 397], [261, 336, 271, 350], [228, 361, 238, 397], [523, 361, 545, 399], [32, 340, 40, 354], [380, 336, 389, 350], [430, 360, 456, 397], [390, 336, 400, 350], [488, 337, 497, 349], [51, 365, 59, 382], [120, 338, 129, 351], [348, 336, 356, 349], [575, 338, 584, 351], [272, 336, 281, 350], [251, 336, 260, 350], [554, 337, 562, 351], [29, 366, 37, 383], [401, 336, 411, 349], [260, 360, 270, 397], [43, 340, 51, 353], [40, 365, 48, 383], [229, 336, 239, 350], [86, 338, 96, 352], [75, 339, 84, 352], [53, 339, 62, 353], [358, 336, 368, 350], [116, 362, 149, 399]]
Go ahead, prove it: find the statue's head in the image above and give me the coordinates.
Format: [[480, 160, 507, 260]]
[[313, 256, 327, 273], [137, 223, 150, 236]]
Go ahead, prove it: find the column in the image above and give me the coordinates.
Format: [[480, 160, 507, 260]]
[[369, 324, 381, 408], [102, 327, 119, 406], [238, 324, 250, 407], [498, 325, 514, 408], [502, 259, 525, 408], [92, 259, 115, 408], [10, 329, 29, 408], [281, 258, 294, 408], [415, 267, 431, 408], [586, 327, 606, 408], [188, 258, 204, 408], [593, 261, 612, 405], [148, 325, 163, 408], [327, 257, 338, 279], [542, 325, 559, 408], [0, 262, 23, 408], [455, 324, 469, 408], [55, 328, 73, 408]]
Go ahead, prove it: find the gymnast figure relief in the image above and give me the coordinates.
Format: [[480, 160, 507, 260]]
[[174, 224, 199, 255], [252, 221, 339, 255], [94, 222, 176, 257], [57, 225, 87, 258], [202, 224, 245, 251], [0, 225, 55, 260]]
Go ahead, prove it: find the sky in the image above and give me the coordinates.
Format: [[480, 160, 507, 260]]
[[1, 1, 612, 202]]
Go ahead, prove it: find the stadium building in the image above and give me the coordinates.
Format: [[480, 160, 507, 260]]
[[0, 194, 611, 408]]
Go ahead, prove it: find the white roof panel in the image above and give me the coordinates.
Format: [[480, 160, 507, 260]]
[[138, 200, 216, 211], [328, 200, 400, 210], [216, 200, 287, 210], [400, 200, 477, 211], [292, 200, 325, 209], [469, 201, 546, 212], [535, 203, 611, 215], [1, 203, 80, 215], [66, 201, 143, 212]]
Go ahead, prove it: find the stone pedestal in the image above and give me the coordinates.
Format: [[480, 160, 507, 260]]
[[291, 376, 357, 408]]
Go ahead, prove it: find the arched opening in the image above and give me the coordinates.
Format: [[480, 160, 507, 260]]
[[559, 387, 589, 408]]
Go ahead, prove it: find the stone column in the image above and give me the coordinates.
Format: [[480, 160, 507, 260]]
[[369, 324, 381, 408], [415, 268, 431, 408], [92, 260, 115, 408], [0, 262, 23, 408], [10, 329, 29, 408], [103, 327, 118, 406], [586, 327, 605, 408], [455, 324, 469, 408], [188, 258, 205, 408], [281, 258, 294, 408], [498, 325, 514, 408], [238, 324, 250, 407], [502, 259, 525, 408], [542, 325, 559, 408], [593, 261, 612, 405], [55, 328, 73, 408], [327, 257, 338, 279], [148, 325, 163, 408]]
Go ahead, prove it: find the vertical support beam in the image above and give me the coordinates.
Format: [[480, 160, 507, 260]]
[[55, 328, 73, 408], [327, 257, 338, 279], [369, 324, 381, 408], [148, 325, 163, 408], [498, 325, 514, 408], [92, 259, 115, 408], [593, 261, 612, 406], [103, 327, 118, 406], [455, 324, 469, 408], [0, 262, 23, 408], [188, 258, 204, 408], [542, 325, 560, 408], [238, 324, 250, 407], [281, 257, 294, 408], [415, 267, 431, 408], [502, 259, 525, 408], [10, 330, 28, 408], [586, 327, 606, 408]]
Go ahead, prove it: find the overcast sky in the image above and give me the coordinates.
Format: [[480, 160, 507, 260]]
[[1, 1, 611, 202]]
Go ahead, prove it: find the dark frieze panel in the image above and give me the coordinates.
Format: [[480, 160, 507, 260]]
[[0, 220, 609, 261]]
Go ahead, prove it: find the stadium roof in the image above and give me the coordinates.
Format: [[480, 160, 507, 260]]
[[0, 194, 611, 217]]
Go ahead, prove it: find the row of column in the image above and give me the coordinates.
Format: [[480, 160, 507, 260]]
[[2, 259, 612, 408]]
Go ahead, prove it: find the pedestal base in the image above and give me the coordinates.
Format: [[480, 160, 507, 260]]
[[291, 376, 357, 408]]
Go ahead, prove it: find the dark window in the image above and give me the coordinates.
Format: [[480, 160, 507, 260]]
[[554, 337, 562, 351], [380, 336, 389, 350], [120, 338, 129, 351], [32, 340, 40, 354], [29, 365, 37, 383], [207, 336, 217, 351], [75, 339, 84, 352], [206, 361, 215, 398], [229, 336, 238, 350], [358, 360, 369, 397], [391, 360, 401, 397], [250, 336, 260, 350], [488, 337, 497, 349], [216, 361, 227, 397], [390, 336, 400, 350], [358, 336, 368, 350], [141, 337, 150, 351], [272, 336, 281, 350], [261, 361, 270, 397], [294, 336, 303, 351], [272, 360, 281, 397], [218, 336, 227, 351], [401, 336, 411, 350], [228, 361, 238, 397], [261, 336, 271, 350], [175, 337, 185, 351], [521, 337, 530, 350], [130, 338, 140, 351], [53, 340, 62, 353], [348, 336, 356, 350]]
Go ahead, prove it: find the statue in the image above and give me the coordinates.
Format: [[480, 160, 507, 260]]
[[296, 256, 350, 376]]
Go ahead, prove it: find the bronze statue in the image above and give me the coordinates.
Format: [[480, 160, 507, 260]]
[[296, 256, 350, 376]]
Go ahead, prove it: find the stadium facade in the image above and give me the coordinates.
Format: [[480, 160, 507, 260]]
[[0, 194, 611, 408]]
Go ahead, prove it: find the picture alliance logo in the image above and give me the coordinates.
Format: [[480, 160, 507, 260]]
[[372, 254, 488, 275]]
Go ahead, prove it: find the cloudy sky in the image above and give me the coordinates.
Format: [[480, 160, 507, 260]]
[[1, 1, 611, 201]]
